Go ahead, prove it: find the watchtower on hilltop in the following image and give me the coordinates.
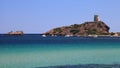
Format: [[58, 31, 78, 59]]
[[94, 15, 100, 22]]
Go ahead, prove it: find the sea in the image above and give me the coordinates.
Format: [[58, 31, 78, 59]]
[[0, 34, 120, 68]]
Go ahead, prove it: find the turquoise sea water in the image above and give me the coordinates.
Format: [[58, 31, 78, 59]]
[[0, 35, 120, 68]]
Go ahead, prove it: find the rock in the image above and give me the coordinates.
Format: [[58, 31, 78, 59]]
[[8, 31, 24, 35], [44, 15, 110, 36]]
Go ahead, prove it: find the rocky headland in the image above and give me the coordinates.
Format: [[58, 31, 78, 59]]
[[44, 15, 110, 36]]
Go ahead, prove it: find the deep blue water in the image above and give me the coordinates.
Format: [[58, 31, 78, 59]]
[[0, 34, 120, 68]]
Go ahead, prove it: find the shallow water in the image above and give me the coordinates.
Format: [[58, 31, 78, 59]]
[[0, 35, 120, 68]]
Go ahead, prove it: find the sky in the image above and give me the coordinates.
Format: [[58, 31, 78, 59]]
[[0, 0, 120, 34]]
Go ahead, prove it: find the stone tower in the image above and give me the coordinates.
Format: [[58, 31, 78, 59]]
[[94, 15, 100, 22]]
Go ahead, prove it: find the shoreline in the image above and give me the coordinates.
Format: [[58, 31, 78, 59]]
[[0, 34, 120, 37], [36, 64, 120, 68]]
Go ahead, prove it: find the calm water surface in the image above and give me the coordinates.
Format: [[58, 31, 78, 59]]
[[0, 35, 120, 68]]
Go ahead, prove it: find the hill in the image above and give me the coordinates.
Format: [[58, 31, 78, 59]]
[[44, 15, 110, 36]]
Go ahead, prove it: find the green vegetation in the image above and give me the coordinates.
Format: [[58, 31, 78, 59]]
[[87, 29, 97, 34], [100, 33, 109, 35], [54, 28, 62, 33], [71, 24, 79, 28], [70, 24, 80, 34], [110, 32, 115, 35], [97, 23, 103, 28], [70, 29, 79, 34]]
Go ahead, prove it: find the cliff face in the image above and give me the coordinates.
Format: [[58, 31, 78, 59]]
[[44, 21, 110, 36]]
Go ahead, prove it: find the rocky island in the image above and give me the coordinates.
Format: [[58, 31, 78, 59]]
[[44, 15, 111, 36], [7, 31, 24, 35]]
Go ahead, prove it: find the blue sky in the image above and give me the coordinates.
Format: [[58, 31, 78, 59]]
[[0, 0, 120, 33]]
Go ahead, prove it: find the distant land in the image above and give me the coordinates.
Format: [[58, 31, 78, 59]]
[[44, 15, 120, 36], [7, 31, 24, 35], [7, 15, 120, 36]]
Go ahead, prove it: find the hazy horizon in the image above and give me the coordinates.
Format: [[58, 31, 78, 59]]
[[1, 0, 120, 33]]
